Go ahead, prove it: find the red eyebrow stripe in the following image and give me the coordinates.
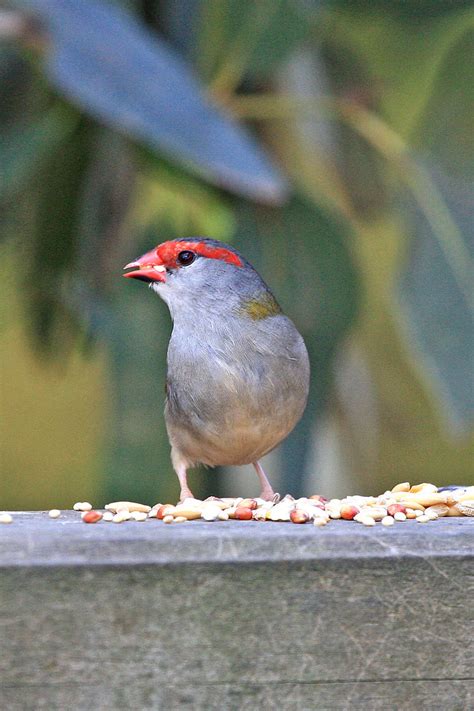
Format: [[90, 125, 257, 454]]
[[157, 240, 243, 268]]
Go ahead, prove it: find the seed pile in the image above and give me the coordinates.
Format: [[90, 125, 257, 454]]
[[1, 483, 472, 526], [80, 483, 473, 526]]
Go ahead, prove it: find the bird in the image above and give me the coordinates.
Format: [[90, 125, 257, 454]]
[[123, 237, 310, 502]]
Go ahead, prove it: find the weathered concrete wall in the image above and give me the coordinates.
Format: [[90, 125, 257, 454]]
[[1, 514, 473, 710]]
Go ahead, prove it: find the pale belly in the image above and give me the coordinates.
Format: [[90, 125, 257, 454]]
[[165, 403, 298, 467]]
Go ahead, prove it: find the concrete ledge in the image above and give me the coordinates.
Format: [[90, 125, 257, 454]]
[[1, 514, 473, 710]]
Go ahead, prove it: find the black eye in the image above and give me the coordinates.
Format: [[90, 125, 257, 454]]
[[177, 250, 196, 266]]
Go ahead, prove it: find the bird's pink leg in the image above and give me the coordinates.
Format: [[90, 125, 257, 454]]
[[175, 462, 194, 502], [253, 461, 275, 501]]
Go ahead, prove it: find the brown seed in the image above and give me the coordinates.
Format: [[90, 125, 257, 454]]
[[82, 510, 102, 524], [340, 504, 360, 520], [234, 507, 253, 520], [290, 509, 310, 524], [446, 505, 463, 517], [387, 503, 406, 516]]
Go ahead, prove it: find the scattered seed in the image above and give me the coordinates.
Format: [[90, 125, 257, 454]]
[[387, 503, 406, 516], [105, 501, 151, 514], [382, 516, 395, 526], [102, 512, 114, 522], [73, 502, 92, 512], [340, 504, 359, 520], [0, 513, 13, 524], [174, 516, 187, 523], [416, 514, 431, 523], [290, 509, 310, 524], [313, 517, 328, 527], [82, 510, 102, 524], [391, 482, 410, 492], [234, 507, 253, 521], [163, 514, 174, 524], [394, 511, 407, 522], [48, 509, 61, 519], [130, 511, 148, 522]]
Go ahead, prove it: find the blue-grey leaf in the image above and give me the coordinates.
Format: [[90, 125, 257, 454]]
[[15, 0, 287, 203], [396, 161, 474, 434]]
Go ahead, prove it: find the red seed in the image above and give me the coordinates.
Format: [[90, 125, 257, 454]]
[[156, 505, 174, 520], [239, 498, 258, 510], [309, 495, 328, 504], [340, 504, 360, 520], [234, 507, 253, 520], [290, 509, 309, 524], [82, 510, 102, 524], [387, 503, 406, 517]]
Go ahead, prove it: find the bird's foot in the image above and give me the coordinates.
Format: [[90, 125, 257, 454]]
[[259, 485, 276, 502], [179, 487, 195, 503]]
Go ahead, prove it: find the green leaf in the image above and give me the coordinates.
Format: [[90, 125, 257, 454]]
[[396, 163, 474, 434]]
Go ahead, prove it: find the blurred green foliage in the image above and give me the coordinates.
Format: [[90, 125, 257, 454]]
[[1, 0, 472, 508]]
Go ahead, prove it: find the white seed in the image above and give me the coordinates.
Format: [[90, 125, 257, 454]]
[[454, 501, 474, 516], [48, 509, 61, 519], [425, 504, 449, 517], [425, 509, 439, 521], [414, 509, 424, 517], [393, 511, 407, 521], [163, 514, 174, 524], [102, 512, 114, 521], [0, 513, 13, 524], [416, 514, 430, 523], [381, 516, 395, 526], [130, 511, 148, 522], [356, 515, 376, 526], [112, 511, 131, 523], [73, 502, 92, 512], [201, 505, 222, 521], [174, 516, 187, 523], [105, 501, 151, 513], [313, 517, 328, 527], [218, 511, 229, 521]]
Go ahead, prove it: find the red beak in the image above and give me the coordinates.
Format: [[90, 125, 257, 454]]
[[123, 248, 166, 283]]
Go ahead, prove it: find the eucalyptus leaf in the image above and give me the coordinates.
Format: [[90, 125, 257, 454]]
[[14, 0, 287, 202], [396, 162, 474, 434]]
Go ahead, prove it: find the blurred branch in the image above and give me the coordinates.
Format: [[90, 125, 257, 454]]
[[338, 101, 474, 314], [227, 92, 474, 313]]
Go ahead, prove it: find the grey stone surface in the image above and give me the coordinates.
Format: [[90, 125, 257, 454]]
[[1, 513, 473, 710]]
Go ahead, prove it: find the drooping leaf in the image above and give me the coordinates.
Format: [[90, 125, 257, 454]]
[[396, 162, 474, 434], [14, 0, 288, 203]]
